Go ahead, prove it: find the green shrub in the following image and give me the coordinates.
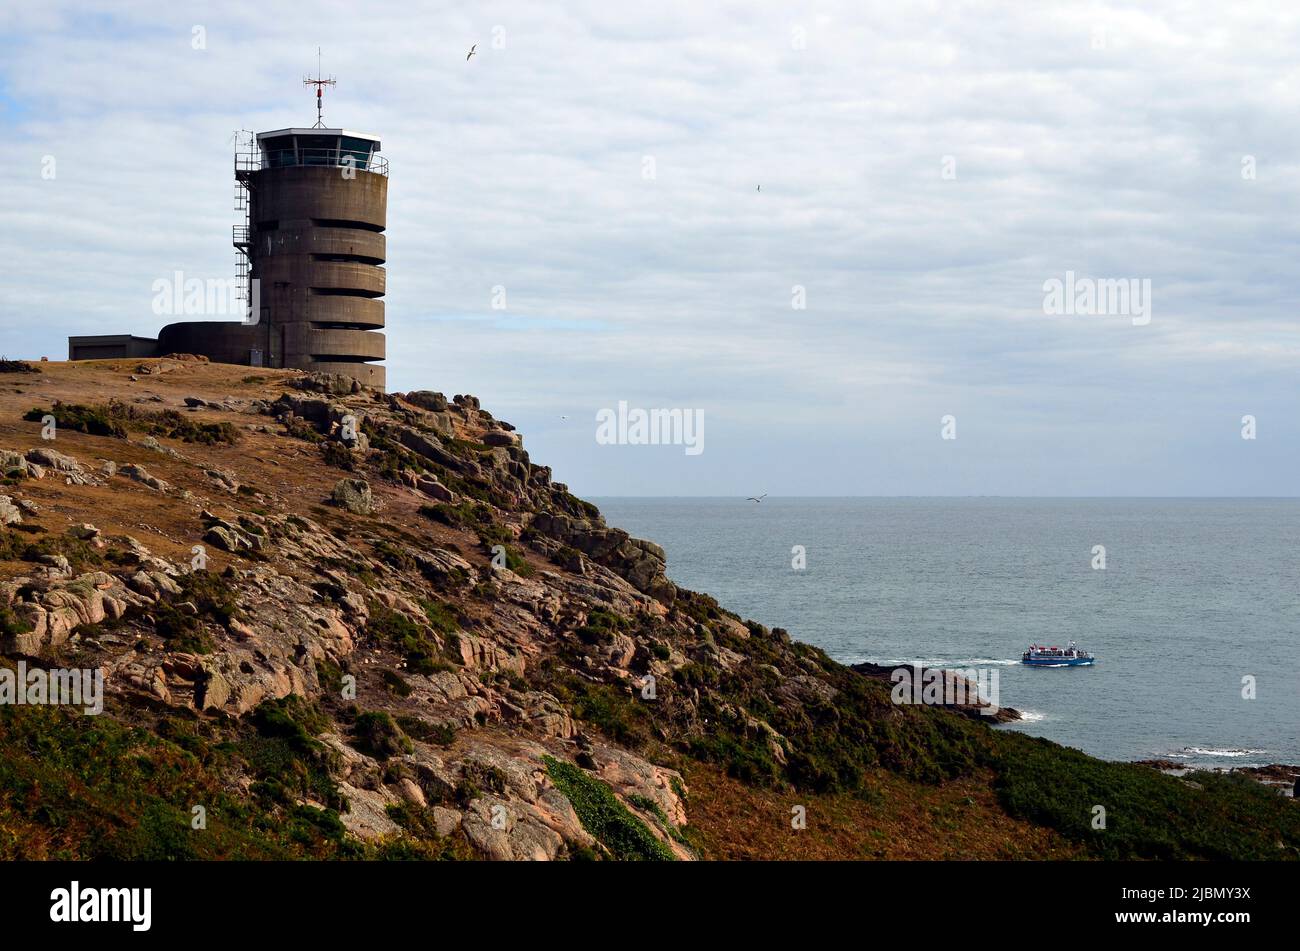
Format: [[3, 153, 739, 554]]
[[321, 441, 355, 470], [419, 501, 495, 531], [366, 604, 454, 674], [23, 401, 241, 445], [24, 403, 125, 438], [352, 711, 413, 759], [421, 598, 462, 636], [576, 607, 625, 646], [992, 731, 1300, 860], [0, 530, 106, 572], [382, 670, 413, 697], [0, 604, 32, 639], [543, 756, 674, 861], [396, 716, 456, 747]]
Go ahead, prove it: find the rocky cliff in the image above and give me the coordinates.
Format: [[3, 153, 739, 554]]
[[0, 357, 1295, 861]]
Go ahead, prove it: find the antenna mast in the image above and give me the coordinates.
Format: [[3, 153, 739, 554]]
[[303, 48, 336, 128]]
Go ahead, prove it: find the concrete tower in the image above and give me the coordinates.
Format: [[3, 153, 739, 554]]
[[246, 127, 387, 387], [157, 127, 389, 390]]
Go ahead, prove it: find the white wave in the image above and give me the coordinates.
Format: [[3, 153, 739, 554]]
[[1015, 709, 1047, 722], [900, 657, 1021, 668], [1174, 747, 1269, 759]]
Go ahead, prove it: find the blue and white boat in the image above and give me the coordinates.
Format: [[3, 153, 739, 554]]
[[1021, 641, 1095, 667]]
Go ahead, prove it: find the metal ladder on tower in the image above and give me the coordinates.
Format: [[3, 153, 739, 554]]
[[233, 131, 255, 320]]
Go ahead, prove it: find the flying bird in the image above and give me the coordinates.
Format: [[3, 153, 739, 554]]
[[466, 45, 477, 60], [757, 185, 760, 192], [746, 493, 767, 503]]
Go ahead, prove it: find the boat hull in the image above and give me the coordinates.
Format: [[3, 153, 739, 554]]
[[1022, 656, 1095, 667]]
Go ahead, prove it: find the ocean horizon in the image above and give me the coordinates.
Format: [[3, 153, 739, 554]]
[[593, 496, 1300, 770]]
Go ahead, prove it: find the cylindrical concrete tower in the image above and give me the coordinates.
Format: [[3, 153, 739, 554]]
[[244, 128, 388, 389]]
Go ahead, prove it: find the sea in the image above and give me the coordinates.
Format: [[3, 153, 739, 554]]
[[592, 498, 1300, 769]]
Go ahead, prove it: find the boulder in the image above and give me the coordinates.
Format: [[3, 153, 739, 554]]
[[404, 391, 448, 413], [120, 463, 169, 492], [26, 447, 96, 485], [331, 478, 374, 515], [398, 428, 461, 470], [0, 496, 22, 525], [0, 450, 29, 478], [415, 475, 454, 502], [294, 372, 361, 396]]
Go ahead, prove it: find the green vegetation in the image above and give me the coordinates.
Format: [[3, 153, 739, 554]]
[[455, 759, 508, 805], [315, 657, 344, 694], [351, 711, 413, 759], [543, 756, 674, 860], [0, 604, 32, 639], [380, 804, 474, 859], [148, 569, 243, 654], [993, 732, 1300, 860], [321, 440, 355, 470], [626, 793, 695, 850], [0, 528, 106, 572], [491, 543, 533, 576], [365, 603, 456, 675], [541, 667, 654, 749], [0, 358, 38, 374], [396, 715, 456, 747], [282, 415, 323, 443], [419, 500, 495, 531], [133, 408, 240, 445], [23, 401, 240, 445], [373, 539, 415, 571], [24, 402, 125, 438], [421, 598, 462, 636], [553, 490, 600, 520], [576, 607, 626, 646], [382, 670, 413, 697], [0, 702, 355, 859]]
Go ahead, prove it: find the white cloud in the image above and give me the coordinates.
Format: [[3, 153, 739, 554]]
[[2, 0, 1298, 494]]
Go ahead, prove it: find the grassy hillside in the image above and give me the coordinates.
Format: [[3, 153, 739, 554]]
[[0, 357, 1292, 861]]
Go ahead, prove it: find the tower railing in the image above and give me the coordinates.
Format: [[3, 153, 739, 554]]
[[236, 148, 388, 176]]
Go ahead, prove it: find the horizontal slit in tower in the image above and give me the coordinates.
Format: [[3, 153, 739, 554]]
[[310, 287, 384, 299], [311, 218, 384, 233], [311, 355, 378, 364], [311, 253, 385, 265]]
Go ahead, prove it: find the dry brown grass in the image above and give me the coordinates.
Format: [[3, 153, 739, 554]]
[[681, 762, 1084, 860]]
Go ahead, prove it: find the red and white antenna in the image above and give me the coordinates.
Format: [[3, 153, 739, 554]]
[[304, 47, 336, 128]]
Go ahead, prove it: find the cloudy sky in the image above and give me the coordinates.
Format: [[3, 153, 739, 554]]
[[2, 2, 1298, 496]]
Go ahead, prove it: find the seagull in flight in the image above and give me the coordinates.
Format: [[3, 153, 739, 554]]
[[467, 45, 477, 60], [746, 493, 767, 503]]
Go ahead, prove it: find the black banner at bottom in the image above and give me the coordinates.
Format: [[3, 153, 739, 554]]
[[1, 859, 1287, 937]]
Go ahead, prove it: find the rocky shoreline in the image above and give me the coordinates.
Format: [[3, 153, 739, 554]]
[[1134, 760, 1299, 797], [850, 661, 1021, 723]]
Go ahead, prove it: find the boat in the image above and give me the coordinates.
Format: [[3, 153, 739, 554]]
[[1021, 641, 1095, 667]]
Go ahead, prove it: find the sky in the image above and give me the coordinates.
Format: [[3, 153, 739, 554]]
[[1, 1, 1298, 496]]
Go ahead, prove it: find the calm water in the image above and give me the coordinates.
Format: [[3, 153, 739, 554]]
[[593, 498, 1300, 768]]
